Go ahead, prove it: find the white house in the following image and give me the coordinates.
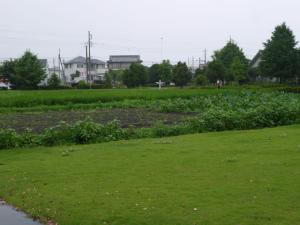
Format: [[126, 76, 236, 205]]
[[64, 56, 107, 84]]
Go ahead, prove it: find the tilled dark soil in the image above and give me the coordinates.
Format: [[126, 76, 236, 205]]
[[0, 109, 193, 133]]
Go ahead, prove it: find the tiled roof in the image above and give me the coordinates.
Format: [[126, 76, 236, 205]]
[[108, 55, 141, 63], [65, 56, 105, 65]]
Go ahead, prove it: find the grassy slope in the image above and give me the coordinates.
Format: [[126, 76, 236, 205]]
[[0, 126, 300, 225]]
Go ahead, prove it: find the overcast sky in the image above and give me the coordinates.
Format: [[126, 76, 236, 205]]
[[0, 0, 300, 66]]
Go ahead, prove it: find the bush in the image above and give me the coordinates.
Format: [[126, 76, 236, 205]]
[[41, 122, 72, 146], [0, 129, 20, 149], [70, 119, 102, 144], [77, 81, 90, 89], [195, 74, 208, 86], [19, 129, 40, 147]]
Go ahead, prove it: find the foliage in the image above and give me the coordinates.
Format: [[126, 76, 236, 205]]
[[229, 57, 248, 83], [108, 70, 124, 84], [77, 80, 90, 89], [48, 73, 61, 88], [247, 67, 260, 82], [148, 64, 161, 84], [205, 60, 226, 83], [104, 73, 112, 88], [0, 60, 17, 82], [0, 129, 20, 149], [148, 60, 173, 85], [122, 63, 148, 88], [260, 23, 299, 83], [0, 88, 229, 109], [0, 51, 46, 89], [160, 60, 173, 83], [212, 40, 249, 82], [172, 62, 192, 87], [1, 91, 300, 150], [195, 74, 208, 86]]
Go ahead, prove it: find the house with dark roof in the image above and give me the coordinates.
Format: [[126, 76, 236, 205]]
[[249, 50, 278, 83], [107, 55, 142, 70], [250, 50, 262, 69], [64, 56, 108, 84]]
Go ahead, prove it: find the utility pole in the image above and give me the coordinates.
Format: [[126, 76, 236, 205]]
[[204, 49, 207, 65], [53, 58, 56, 73], [88, 31, 92, 87], [58, 50, 61, 78], [85, 45, 89, 83], [58, 49, 66, 85], [192, 57, 194, 68]]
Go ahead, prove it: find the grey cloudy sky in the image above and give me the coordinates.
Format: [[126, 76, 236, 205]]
[[0, 0, 299, 65]]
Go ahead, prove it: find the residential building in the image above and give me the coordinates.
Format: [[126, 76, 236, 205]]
[[64, 56, 107, 84], [107, 55, 142, 70], [249, 50, 262, 69], [249, 50, 278, 83]]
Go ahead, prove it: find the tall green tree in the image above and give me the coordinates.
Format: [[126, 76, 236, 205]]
[[0, 51, 46, 89], [297, 48, 300, 83], [48, 73, 61, 88], [0, 60, 17, 82], [159, 60, 173, 83], [260, 23, 299, 83], [229, 57, 248, 83], [213, 40, 248, 82], [205, 60, 226, 83], [108, 70, 124, 83], [172, 62, 192, 87], [148, 64, 161, 84], [104, 73, 112, 88], [122, 63, 147, 88]]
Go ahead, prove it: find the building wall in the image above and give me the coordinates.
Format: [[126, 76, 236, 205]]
[[64, 63, 108, 83], [108, 62, 134, 70]]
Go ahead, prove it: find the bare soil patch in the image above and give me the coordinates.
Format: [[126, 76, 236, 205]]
[[0, 109, 192, 133]]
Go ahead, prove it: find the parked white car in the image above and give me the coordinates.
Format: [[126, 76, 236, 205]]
[[0, 82, 11, 90]]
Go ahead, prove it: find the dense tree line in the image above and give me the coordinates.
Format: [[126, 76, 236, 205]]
[[2, 23, 300, 90], [200, 23, 300, 85], [118, 60, 192, 88]]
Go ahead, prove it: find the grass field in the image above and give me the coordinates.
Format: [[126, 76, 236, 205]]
[[0, 88, 230, 108], [1, 125, 300, 225]]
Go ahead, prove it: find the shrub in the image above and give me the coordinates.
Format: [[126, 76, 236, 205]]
[[70, 118, 102, 144], [19, 129, 40, 147], [0, 129, 20, 149], [41, 122, 72, 146], [195, 74, 208, 86]]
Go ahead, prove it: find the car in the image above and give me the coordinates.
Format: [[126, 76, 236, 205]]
[[0, 82, 11, 90]]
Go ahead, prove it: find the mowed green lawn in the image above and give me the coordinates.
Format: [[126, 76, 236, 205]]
[[0, 126, 300, 225]]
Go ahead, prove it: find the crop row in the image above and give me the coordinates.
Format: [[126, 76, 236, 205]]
[[1, 92, 300, 149]]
